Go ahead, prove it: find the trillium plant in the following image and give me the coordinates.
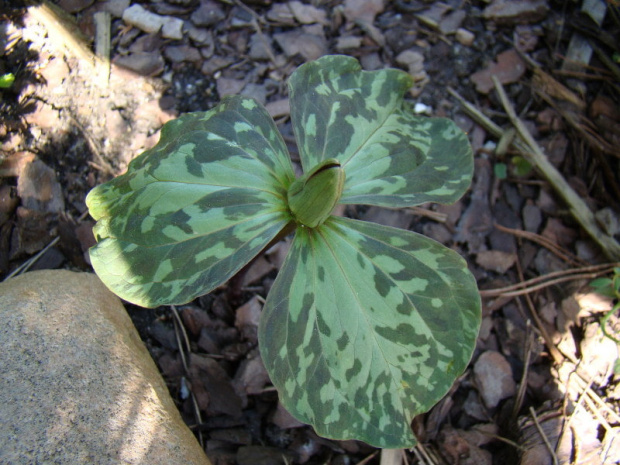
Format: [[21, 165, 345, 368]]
[[87, 55, 481, 448]]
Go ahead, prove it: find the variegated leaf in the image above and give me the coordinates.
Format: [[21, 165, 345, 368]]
[[258, 216, 481, 448], [289, 55, 473, 207], [87, 96, 295, 307]]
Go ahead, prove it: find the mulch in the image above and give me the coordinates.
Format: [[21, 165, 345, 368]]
[[1, 0, 620, 464]]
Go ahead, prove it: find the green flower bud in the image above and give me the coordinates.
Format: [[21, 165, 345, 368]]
[[287, 158, 345, 228]]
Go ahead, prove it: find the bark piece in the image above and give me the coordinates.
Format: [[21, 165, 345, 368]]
[[473, 350, 516, 409]]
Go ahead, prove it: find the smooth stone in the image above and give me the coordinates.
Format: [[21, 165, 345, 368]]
[[0, 270, 212, 465]]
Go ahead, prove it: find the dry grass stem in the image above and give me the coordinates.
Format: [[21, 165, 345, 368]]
[[493, 223, 585, 267], [480, 263, 618, 297], [171, 305, 204, 446], [356, 451, 379, 465], [512, 322, 535, 422], [529, 406, 560, 465], [491, 76, 620, 260]]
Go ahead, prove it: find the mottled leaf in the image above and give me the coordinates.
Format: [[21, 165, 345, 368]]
[[289, 55, 473, 207], [87, 96, 295, 307], [258, 216, 481, 448]]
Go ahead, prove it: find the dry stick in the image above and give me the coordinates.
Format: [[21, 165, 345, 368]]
[[28, 1, 96, 68], [529, 407, 560, 465], [602, 424, 620, 464], [170, 306, 191, 372], [170, 305, 205, 447], [448, 85, 620, 260], [409, 447, 425, 465], [412, 444, 437, 465], [5, 237, 60, 280], [4, 210, 91, 281], [511, 321, 534, 422], [479, 262, 619, 298], [481, 270, 613, 298], [493, 223, 585, 267], [491, 76, 620, 260], [570, 374, 620, 425], [93, 11, 111, 88], [560, 373, 595, 461], [405, 206, 448, 223], [356, 451, 379, 465], [514, 256, 565, 365]]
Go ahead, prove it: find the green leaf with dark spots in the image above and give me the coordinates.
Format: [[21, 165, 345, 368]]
[[88, 55, 480, 449], [258, 216, 481, 448], [289, 55, 473, 207], [87, 96, 296, 307]]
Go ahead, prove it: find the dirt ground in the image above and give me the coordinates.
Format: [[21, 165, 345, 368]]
[[2, 0, 620, 464]]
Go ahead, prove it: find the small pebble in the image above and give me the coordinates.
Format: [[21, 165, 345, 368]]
[[455, 28, 475, 46]]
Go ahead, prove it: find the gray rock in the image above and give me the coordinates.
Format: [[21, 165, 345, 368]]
[[473, 350, 516, 409], [165, 45, 202, 63], [101, 0, 130, 17], [114, 51, 165, 76], [0, 270, 212, 465], [191, 0, 226, 27], [122, 4, 165, 33], [17, 157, 65, 213], [483, 0, 549, 24], [273, 30, 327, 61], [161, 16, 184, 40]]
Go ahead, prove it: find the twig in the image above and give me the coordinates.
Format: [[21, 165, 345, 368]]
[[531, 68, 620, 164], [69, 113, 115, 176], [491, 76, 620, 260], [414, 444, 438, 465], [473, 430, 525, 451], [493, 223, 585, 267], [406, 206, 448, 223], [529, 407, 560, 465], [93, 11, 111, 88], [170, 305, 204, 447], [5, 237, 60, 280], [560, 372, 595, 460], [27, 1, 98, 69], [170, 306, 190, 372], [570, 373, 620, 425], [479, 262, 619, 298], [356, 451, 379, 465], [481, 271, 609, 298], [514, 256, 564, 364], [512, 320, 534, 422], [4, 210, 91, 281]]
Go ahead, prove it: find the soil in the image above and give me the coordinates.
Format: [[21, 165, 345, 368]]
[[2, 0, 620, 464]]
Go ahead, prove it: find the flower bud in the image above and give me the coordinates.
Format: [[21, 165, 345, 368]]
[[287, 159, 345, 228]]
